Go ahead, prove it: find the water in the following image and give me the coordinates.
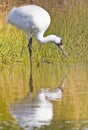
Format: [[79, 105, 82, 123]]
[[0, 63, 88, 130]]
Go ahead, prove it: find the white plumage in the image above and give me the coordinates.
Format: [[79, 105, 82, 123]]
[[7, 4, 66, 58]]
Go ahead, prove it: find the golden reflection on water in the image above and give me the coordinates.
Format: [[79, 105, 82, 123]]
[[54, 65, 88, 120], [0, 63, 88, 130]]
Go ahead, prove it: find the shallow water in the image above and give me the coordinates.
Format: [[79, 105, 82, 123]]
[[0, 63, 88, 130]]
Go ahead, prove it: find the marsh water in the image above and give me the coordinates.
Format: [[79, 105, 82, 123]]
[[0, 63, 88, 130]]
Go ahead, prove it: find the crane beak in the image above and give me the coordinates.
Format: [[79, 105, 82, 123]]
[[59, 45, 67, 57], [55, 39, 67, 57]]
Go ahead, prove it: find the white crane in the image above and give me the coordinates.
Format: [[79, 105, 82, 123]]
[[7, 4, 67, 62]]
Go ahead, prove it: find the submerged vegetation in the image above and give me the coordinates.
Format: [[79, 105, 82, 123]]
[[0, 0, 88, 64]]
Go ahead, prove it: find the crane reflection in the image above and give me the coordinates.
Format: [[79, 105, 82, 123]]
[[9, 66, 67, 130]]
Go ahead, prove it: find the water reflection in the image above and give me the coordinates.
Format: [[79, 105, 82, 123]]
[[10, 67, 67, 130], [0, 63, 88, 130]]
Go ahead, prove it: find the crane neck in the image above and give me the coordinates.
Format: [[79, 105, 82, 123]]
[[35, 33, 60, 44]]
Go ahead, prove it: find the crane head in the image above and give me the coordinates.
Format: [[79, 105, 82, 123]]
[[56, 39, 67, 57]]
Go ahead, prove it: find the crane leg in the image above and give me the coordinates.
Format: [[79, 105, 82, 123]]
[[28, 37, 32, 64], [28, 37, 33, 92]]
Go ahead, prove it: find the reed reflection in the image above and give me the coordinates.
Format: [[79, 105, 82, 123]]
[[9, 65, 67, 130]]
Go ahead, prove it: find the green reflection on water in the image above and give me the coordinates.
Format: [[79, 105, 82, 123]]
[[0, 63, 88, 130]]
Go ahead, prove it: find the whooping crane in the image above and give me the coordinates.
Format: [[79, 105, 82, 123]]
[[7, 4, 67, 62]]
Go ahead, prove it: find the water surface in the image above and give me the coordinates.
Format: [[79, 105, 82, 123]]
[[0, 63, 88, 130]]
